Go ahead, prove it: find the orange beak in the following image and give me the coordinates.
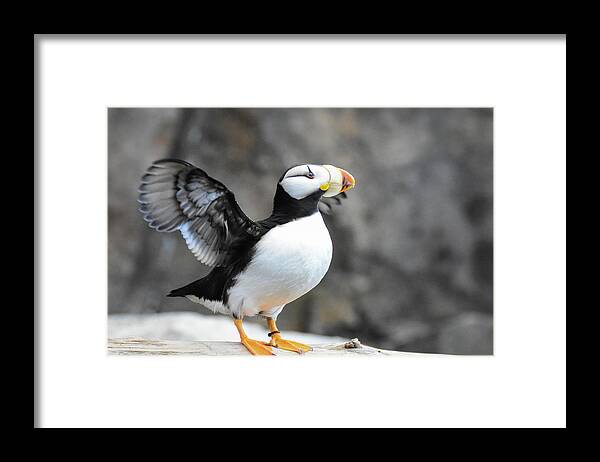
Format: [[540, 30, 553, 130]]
[[339, 168, 356, 193], [321, 165, 356, 197]]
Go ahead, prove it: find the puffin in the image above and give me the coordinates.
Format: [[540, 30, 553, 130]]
[[138, 159, 355, 355]]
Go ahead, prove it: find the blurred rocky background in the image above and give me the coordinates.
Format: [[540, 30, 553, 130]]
[[108, 108, 493, 354]]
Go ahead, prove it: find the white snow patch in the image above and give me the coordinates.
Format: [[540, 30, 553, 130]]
[[108, 311, 346, 344]]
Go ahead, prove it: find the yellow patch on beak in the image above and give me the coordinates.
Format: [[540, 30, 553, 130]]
[[320, 183, 330, 191]]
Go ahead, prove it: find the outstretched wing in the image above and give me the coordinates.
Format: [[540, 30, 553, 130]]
[[138, 159, 263, 267]]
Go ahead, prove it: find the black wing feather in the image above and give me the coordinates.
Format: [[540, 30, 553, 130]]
[[138, 159, 263, 267]]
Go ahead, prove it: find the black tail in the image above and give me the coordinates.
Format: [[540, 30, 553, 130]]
[[166, 279, 202, 298], [166, 287, 186, 298], [166, 269, 228, 301]]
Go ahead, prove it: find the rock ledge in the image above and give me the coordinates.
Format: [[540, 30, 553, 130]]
[[108, 337, 431, 357]]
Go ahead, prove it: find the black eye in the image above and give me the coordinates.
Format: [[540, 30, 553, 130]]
[[306, 172, 315, 179]]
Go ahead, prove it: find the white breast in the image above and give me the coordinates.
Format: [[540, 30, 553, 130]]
[[227, 212, 333, 318]]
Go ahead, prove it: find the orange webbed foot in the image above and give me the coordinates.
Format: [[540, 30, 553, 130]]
[[263, 333, 312, 354], [263, 319, 312, 354], [241, 337, 275, 356], [234, 318, 275, 356]]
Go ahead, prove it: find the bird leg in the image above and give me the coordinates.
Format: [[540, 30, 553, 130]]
[[234, 319, 274, 356], [262, 319, 312, 354]]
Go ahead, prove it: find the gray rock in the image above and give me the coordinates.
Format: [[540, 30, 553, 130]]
[[438, 312, 494, 355]]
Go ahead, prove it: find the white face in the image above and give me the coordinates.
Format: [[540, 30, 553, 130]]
[[279, 164, 331, 200]]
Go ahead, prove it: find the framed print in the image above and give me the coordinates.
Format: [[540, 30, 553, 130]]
[[35, 35, 566, 428]]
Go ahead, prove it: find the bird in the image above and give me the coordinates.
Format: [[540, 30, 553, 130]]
[[138, 159, 356, 355]]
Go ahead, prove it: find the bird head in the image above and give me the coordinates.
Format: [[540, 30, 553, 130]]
[[279, 164, 356, 200]]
